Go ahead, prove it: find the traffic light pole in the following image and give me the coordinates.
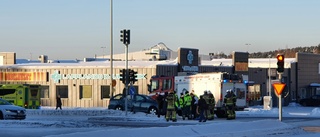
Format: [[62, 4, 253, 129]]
[[120, 29, 130, 116], [278, 73, 282, 121], [125, 44, 129, 116]]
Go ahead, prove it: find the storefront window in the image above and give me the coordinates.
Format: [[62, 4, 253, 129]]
[[79, 85, 92, 99], [40, 86, 49, 98], [56, 85, 68, 98], [101, 85, 110, 99]]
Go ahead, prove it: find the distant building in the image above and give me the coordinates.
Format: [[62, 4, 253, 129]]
[[1, 46, 320, 108]]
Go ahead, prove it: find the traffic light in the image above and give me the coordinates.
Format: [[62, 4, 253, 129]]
[[129, 69, 138, 84], [119, 69, 126, 84], [120, 29, 130, 45], [277, 54, 284, 73]]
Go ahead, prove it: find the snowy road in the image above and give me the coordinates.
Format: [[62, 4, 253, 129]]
[[1, 114, 320, 137], [1, 105, 320, 137]]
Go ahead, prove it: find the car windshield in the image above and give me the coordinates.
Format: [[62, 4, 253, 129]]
[[145, 95, 155, 101], [0, 99, 12, 105]]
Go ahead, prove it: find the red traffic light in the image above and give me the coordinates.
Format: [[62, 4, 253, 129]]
[[276, 54, 285, 73], [277, 55, 284, 62]]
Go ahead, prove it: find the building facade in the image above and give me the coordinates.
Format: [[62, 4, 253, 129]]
[[1, 49, 320, 108]]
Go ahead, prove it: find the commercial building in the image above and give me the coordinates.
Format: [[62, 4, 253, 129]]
[[1, 44, 320, 108]]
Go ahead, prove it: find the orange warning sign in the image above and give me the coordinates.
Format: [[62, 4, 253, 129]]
[[273, 83, 286, 95]]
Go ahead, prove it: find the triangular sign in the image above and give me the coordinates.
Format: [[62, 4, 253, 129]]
[[273, 83, 286, 95]]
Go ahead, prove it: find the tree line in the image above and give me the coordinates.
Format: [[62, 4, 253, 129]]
[[209, 44, 320, 59]]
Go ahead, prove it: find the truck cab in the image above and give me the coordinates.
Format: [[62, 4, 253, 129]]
[[147, 75, 174, 99]]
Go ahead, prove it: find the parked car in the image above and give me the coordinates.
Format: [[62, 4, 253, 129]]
[[108, 94, 158, 115], [0, 98, 26, 120], [299, 95, 320, 106]]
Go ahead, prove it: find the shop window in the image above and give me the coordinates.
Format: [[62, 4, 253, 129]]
[[101, 85, 111, 99], [56, 85, 68, 98], [40, 86, 49, 98], [79, 85, 92, 99]]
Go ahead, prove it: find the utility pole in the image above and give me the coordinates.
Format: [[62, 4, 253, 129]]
[[110, 0, 114, 98]]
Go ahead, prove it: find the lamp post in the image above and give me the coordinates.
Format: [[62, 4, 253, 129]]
[[101, 46, 106, 58], [110, 0, 114, 98], [245, 43, 251, 52], [268, 55, 271, 96]]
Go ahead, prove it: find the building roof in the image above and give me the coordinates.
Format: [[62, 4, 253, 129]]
[[0, 58, 295, 69]]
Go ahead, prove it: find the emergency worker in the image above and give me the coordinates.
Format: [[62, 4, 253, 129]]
[[190, 92, 199, 119], [156, 93, 165, 118], [183, 91, 192, 119], [197, 95, 208, 122], [224, 89, 236, 120], [174, 91, 179, 110], [231, 90, 237, 119], [202, 91, 213, 120], [165, 90, 178, 122], [179, 92, 185, 120], [208, 90, 215, 120]]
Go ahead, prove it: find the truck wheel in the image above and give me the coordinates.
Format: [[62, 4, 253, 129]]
[[215, 110, 227, 118]]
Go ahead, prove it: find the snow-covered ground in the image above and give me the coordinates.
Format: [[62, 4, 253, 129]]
[[1, 103, 320, 137]]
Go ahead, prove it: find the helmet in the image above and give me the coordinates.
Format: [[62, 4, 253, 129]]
[[204, 90, 208, 94], [226, 89, 231, 93]]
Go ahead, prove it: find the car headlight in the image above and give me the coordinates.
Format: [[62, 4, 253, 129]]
[[5, 109, 15, 113]]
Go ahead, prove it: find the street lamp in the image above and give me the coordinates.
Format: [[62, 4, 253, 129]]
[[245, 43, 251, 52], [101, 46, 106, 59], [268, 55, 271, 96]]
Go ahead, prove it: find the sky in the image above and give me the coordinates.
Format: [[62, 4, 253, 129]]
[[1, 103, 320, 137], [1, 0, 320, 60]]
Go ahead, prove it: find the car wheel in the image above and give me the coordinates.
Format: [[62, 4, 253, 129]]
[[115, 106, 123, 111], [148, 107, 158, 115], [302, 102, 307, 106], [216, 110, 227, 118], [0, 111, 4, 120]]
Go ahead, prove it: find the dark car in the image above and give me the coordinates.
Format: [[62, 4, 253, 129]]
[[299, 95, 320, 106], [108, 94, 158, 115], [0, 98, 26, 120]]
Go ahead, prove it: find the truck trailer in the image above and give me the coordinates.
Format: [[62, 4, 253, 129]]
[[148, 72, 248, 118]]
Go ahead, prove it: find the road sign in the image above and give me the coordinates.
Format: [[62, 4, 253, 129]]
[[129, 86, 135, 95], [273, 83, 286, 95]]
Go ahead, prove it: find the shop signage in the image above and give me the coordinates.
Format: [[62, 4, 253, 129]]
[[51, 70, 146, 83]]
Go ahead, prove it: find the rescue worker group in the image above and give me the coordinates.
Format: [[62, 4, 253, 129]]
[[155, 89, 237, 122]]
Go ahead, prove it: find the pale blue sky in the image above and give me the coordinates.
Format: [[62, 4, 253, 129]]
[[1, 0, 319, 60]]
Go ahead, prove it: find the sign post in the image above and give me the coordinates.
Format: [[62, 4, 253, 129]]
[[273, 82, 286, 121]]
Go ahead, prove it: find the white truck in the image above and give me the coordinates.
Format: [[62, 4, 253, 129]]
[[148, 72, 248, 118]]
